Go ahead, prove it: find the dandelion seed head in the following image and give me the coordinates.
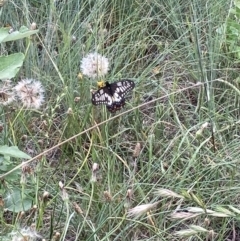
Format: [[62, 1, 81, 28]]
[[14, 78, 45, 109], [80, 52, 109, 78], [11, 226, 42, 241], [0, 79, 15, 106]]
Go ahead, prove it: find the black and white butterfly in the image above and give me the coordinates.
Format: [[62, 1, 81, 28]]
[[92, 79, 135, 113]]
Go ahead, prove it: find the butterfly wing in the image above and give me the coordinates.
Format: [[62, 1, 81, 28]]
[[110, 79, 135, 98], [92, 79, 135, 112], [92, 86, 113, 106]]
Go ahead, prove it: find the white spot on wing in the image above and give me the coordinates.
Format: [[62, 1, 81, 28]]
[[113, 92, 122, 102], [105, 93, 113, 105]]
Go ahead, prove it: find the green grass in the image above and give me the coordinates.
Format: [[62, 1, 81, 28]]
[[1, 0, 240, 240]]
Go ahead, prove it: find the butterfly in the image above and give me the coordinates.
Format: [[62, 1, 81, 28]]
[[92, 79, 135, 113]]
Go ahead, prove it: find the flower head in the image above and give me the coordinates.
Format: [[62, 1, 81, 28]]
[[14, 78, 45, 109], [80, 52, 109, 78], [0, 79, 15, 106], [11, 226, 42, 241]]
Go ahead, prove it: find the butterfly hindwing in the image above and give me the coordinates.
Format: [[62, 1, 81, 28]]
[[92, 79, 135, 112]]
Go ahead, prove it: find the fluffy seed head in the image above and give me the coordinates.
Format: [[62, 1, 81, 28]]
[[0, 79, 15, 106], [80, 52, 109, 78], [14, 78, 45, 109], [10, 226, 42, 241]]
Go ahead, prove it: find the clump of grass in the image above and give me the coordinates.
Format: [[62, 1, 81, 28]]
[[1, 0, 240, 240]]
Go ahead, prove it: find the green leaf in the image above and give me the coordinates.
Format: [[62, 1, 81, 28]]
[[0, 167, 20, 182], [4, 189, 33, 212], [236, 46, 240, 59], [0, 26, 38, 43], [235, 0, 240, 9], [0, 27, 11, 43], [0, 53, 25, 79], [0, 145, 31, 159], [0, 155, 11, 171]]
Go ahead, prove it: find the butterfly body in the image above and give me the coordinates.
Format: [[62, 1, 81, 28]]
[[92, 79, 135, 113]]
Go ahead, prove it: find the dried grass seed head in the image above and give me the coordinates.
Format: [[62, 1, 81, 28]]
[[127, 202, 159, 217], [133, 142, 141, 157], [103, 191, 113, 202]]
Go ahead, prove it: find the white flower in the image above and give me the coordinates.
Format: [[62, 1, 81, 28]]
[[80, 52, 109, 78], [14, 78, 45, 109], [0, 79, 15, 106]]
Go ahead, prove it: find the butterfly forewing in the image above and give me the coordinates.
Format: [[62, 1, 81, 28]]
[[92, 88, 113, 105], [110, 80, 135, 98]]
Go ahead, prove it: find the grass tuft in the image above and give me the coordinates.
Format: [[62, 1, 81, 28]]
[[1, 0, 239, 240]]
